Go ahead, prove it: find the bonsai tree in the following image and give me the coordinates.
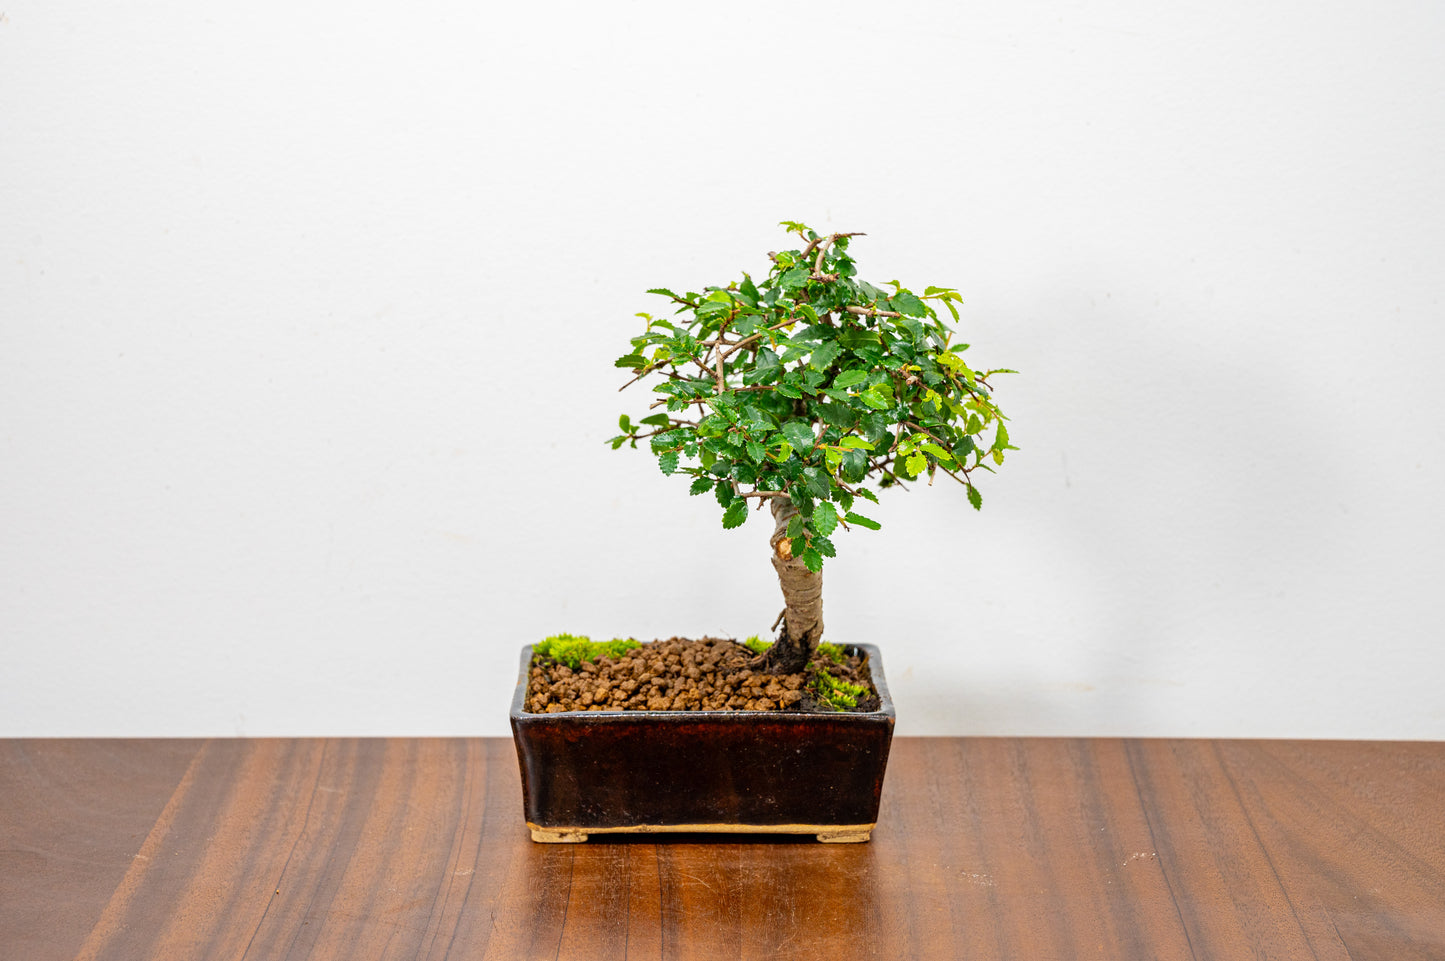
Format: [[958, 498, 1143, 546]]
[[610, 222, 1014, 675]]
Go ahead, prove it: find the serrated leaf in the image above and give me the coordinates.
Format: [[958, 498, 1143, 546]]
[[859, 386, 892, 410], [832, 370, 868, 389], [813, 503, 839, 537], [640, 413, 670, 427], [891, 290, 927, 317], [967, 485, 982, 510], [778, 266, 809, 290], [905, 451, 928, 476], [722, 499, 748, 528], [837, 435, 874, 450], [802, 466, 831, 499], [787, 514, 804, 538], [809, 341, 841, 371], [801, 548, 824, 572], [919, 442, 951, 459], [646, 288, 680, 299], [615, 353, 646, 368], [775, 383, 803, 399], [781, 421, 815, 452], [715, 481, 734, 507], [659, 451, 679, 474], [854, 487, 879, 504], [690, 476, 713, 496], [993, 422, 1010, 451], [839, 448, 868, 483], [814, 534, 836, 557], [844, 511, 881, 531], [746, 440, 765, 462]]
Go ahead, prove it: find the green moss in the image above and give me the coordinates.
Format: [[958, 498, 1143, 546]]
[[808, 668, 871, 712], [816, 642, 847, 664], [742, 635, 771, 654], [533, 634, 640, 669]]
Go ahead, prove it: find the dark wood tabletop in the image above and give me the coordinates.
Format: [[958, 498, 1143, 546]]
[[2, 737, 1442, 960]]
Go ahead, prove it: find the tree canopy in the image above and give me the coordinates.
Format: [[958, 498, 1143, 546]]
[[611, 222, 1014, 572]]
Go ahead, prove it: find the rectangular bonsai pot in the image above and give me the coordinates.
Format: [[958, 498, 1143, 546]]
[[510, 643, 895, 843]]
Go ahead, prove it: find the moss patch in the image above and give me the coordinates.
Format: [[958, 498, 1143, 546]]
[[533, 634, 641, 670], [808, 669, 871, 711]]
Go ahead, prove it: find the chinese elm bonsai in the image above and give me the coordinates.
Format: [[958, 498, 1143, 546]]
[[610, 221, 1015, 676]]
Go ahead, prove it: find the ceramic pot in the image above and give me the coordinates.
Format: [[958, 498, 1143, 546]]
[[509, 643, 895, 843]]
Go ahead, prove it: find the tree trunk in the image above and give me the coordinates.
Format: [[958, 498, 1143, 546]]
[[762, 497, 824, 674]]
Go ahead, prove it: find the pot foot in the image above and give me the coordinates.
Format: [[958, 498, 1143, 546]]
[[816, 830, 871, 843], [530, 828, 588, 843]]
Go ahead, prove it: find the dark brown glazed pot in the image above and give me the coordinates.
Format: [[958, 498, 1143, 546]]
[[510, 643, 896, 843]]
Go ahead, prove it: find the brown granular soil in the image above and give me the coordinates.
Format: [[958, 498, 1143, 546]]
[[524, 636, 880, 714]]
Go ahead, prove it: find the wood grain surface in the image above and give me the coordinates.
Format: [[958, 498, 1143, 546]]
[[2, 738, 1442, 960]]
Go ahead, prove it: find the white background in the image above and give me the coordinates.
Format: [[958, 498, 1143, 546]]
[[4, 0, 1443, 738]]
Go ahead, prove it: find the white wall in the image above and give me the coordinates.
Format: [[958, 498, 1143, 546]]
[[4, 0, 1443, 738]]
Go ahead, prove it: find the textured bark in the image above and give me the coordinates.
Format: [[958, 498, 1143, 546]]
[[764, 497, 824, 674]]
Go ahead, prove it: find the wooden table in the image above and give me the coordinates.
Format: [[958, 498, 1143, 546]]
[[2, 738, 1442, 960]]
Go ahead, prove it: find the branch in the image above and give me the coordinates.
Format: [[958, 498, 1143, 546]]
[[845, 305, 902, 319], [810, 232, 863, 281]]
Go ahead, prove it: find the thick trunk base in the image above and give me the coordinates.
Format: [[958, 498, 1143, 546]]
[[765, 498, 824, 675]]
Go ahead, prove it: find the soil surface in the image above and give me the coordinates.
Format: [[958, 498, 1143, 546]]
[[524, 637, 881, 714]]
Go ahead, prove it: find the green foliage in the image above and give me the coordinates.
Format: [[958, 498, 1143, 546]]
[[533, 634, 641, 670], [808, 669, 871, 712], [816, 642, 847, 664], [742, 635, 771, 654], [610, 222, 1015, 569]]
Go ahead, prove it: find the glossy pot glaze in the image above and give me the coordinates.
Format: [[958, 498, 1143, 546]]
[[510, 643, 895, 843]]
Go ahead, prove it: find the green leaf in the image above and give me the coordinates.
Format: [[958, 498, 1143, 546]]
[[837, 435, 873, 450], [892, 291, 927, 317], [640, 413, 671, 428], [802, 466, 831, 499], [778, 266, 809, 290], [967, 485, 982, 510], [905, 451, 928, 476], [658, 451, 679, 474], [844, 511, 881, 531], [813, 502, 839, 537], [715, 481, 734, 507], [832, 369, 868, 389], [690, 476, 713, 496], [860, 385, 893, 410], [775, 383, 803, 399], [854, 487, 879, 504], [722, 499, 749, 529], [801, 548, 824, 572], [646, 288, 680, 299], [740, 273, 760, 301], [839, 448, 868, 483], [787, 514, 804, 538], [919, 442, 951, 459], [615, 353, 646, 368], [809, 341, 841, 371], [993, 422, 1010, 451], [781, 421, 815, 452]]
